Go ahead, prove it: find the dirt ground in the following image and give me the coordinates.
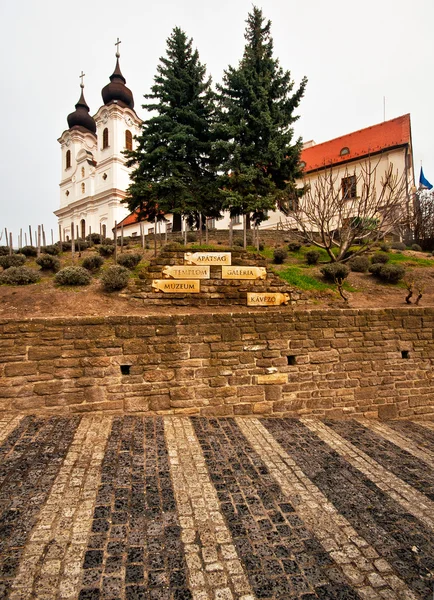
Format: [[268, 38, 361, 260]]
[[1, 264, 433, 318]]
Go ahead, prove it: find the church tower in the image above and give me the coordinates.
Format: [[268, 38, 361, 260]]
[[55, 42, 142, 240]]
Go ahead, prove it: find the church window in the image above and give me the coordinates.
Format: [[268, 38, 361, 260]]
[[66, 150, 71, 169], [340, 147, 350, 157], [103, 128, 109, 149], [81, 219, 86, 240], [125, 130, 133, 151], [81, 182, 85, 194], [342, 175, 357, 199], [65, 190, 70, 197], [102, 173, 107, 181], [81, 167, 85, 178]]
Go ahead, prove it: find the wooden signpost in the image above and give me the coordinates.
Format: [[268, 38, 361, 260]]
[[152, 280, 201, 293], [184, 252, 231, 266], [162, 266, 210, 279], [222, 266, 266, 280], [247, 292, 291, 306]]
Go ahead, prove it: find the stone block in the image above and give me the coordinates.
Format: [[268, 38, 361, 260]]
[[149, 395, 171, 411], [125, 398, 150, 412], [378, 404, 398, 420], [4, 362, 37, 377], [33, 380, 64, 396]]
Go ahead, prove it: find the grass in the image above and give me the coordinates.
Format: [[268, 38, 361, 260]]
[[277, 266, 330, 291], [387, 252, 434, 268]]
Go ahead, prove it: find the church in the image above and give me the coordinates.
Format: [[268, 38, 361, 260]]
[[55, 47, 415, 240], [55, 43, 142, 241]]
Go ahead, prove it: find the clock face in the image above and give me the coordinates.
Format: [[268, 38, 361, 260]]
[[101, 111, 109, 124], [125, 116, 133, 127]]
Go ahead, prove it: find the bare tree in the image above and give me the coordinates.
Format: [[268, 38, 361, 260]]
[[413, 189, 434, 248], [282, 159, 409, 262]]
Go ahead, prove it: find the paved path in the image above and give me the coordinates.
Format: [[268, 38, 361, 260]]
[[0, 415, 433, 600]]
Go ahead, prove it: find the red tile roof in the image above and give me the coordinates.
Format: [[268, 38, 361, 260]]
[[300, 114, 411, 173], [116, 209, 141, 228]]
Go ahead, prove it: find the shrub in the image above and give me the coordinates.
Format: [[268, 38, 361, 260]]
[[234, 238, 244, 247], [36, 254, 61, 272], [0, 246, 10, 256], [258, 242, 265, 251], [0, 254, 26, 269], [391, 242, 406, 251], [369, 263, 405, 283], [74, 239, 89, 250], [320, 262, 350, 282], [100, 265, 130, 292], [273, 248, 288, 264], [173, 237, 184, 245], [305, 250, 320, 265], [59, 241, 72, 251], [117, 253, 142, 269], [187, 232, 196, 243], [82, 255, 104, 272], [0, 266, 40, 285], [349, 256, 370, 273], [371, 252, 389, 264], [288, 241, 302, 252], [380, 242, 390, 252], [20, 245, 37, 257], [54, 266, 91, 286], [86, 233, 103, 244], [98, 244, 116, 257], [42, 244, 60, 255], [411, 243, 422, 252]]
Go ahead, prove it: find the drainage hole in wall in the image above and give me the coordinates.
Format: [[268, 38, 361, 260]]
[[120, 365, 131, 375], [287, 355, 297, 366], [401, 350, 410, 359]]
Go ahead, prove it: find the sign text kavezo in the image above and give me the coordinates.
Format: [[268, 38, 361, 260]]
[[247, 292, 291, 306]]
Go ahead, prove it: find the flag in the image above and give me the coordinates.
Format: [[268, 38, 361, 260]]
[[419, 167, 433, 190]]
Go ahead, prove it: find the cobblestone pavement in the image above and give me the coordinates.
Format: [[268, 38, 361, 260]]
[[0, 416, 433, 600]]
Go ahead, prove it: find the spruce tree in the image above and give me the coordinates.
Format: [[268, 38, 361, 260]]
[[124, 28, 218, 230], [217, 6, 307, 229]]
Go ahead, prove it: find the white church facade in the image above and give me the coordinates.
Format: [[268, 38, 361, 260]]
[[55, 47, 142, 241]]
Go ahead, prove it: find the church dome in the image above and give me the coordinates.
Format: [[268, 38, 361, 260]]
[[101, 57, 134, 109], [67, 86, 97, 135]]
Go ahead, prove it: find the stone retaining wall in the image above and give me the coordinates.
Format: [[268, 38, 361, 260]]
[[1, 308, 433, 419]]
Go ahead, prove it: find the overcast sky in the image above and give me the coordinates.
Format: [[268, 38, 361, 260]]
[[1, 0, 433, 244]]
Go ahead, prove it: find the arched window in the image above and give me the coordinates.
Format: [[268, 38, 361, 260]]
[[103, 128, 109, 149], [81, 219, 86, 240], [81, 167, 85, 178], [81, 182, 85, 194], [66, 150, 71, 169], [125, 130, 133, 151]]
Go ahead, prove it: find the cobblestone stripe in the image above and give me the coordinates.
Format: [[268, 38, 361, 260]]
[[78, 417, 191, 600], [238, 418, 417, 600], [322, 419, 434, 502], [9, 415, 112, 600], [0, 416, 80, 599], [388, 420, 434, 451], [304, 419, 434, 528], [262, 418, 434, 599], [165, 417, 254, 600], [417, 421, 434, 433], [357, 419, 434, 466], [192, 417, 361, 600], [0, 415, 23, 445]]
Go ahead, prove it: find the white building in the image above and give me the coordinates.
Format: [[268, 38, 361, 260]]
[[55, 49, 142, 241]]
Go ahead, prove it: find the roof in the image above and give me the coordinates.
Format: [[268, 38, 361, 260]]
[[300, 114, 411, 173], [116, 209, 141, 229]]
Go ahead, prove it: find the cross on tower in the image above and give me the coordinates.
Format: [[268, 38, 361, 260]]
[[115, 38, 121, 58], [79, 71, 85, 88]]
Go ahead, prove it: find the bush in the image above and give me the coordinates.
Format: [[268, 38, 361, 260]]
[[100, 265, 130, 292], [380, 242, 390, 252], [74, 239, 89, 250], [258, 242, 264, 251], [54, 266, 92, 286], [86, 233, 103, 244], [98, 244, 116, 257], [288, 242, 302, 252], [42, 244, 60, 255], [371, 252, 389, 264], [82, 255, 104, 272], [0, 254, 26, 269], [117, 253, 142, 269], [391, 242, 406, 251], [305, 250, 320, 265], [411, 243, 422, 252], [59, 241, 72, 251], [369, 263, 405, 283], [273, 248, 288, 264], [0, 266, 40, 285], [36, 254, 61, 272], [20, 245, 37, 257], [349, 256, 370, 273], [234, 238, 244, 247], [320, 262, 350, 282], [187, 232, 196, 243], [0, 246, 10, 256]]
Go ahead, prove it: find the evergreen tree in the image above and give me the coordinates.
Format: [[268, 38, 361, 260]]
[[217, 6, 307, 228], [124, 28, 218, 230]]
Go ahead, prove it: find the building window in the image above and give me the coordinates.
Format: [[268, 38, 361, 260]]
[[148, 227, 154, 235], [66, 150, 71, 169], [166, 223, 172, 233], [342, 175, 357, 199], [103, 128, 109, 149], [207, 218, 215, 229], [125, 130, 133, 151], [81, 182, 85, 194], [231, 215, 241, 225], [81, 219, 86, 240], [81, 167, 85, 178], [340, 147, 350, 157], [65, 190, 70, 197]]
